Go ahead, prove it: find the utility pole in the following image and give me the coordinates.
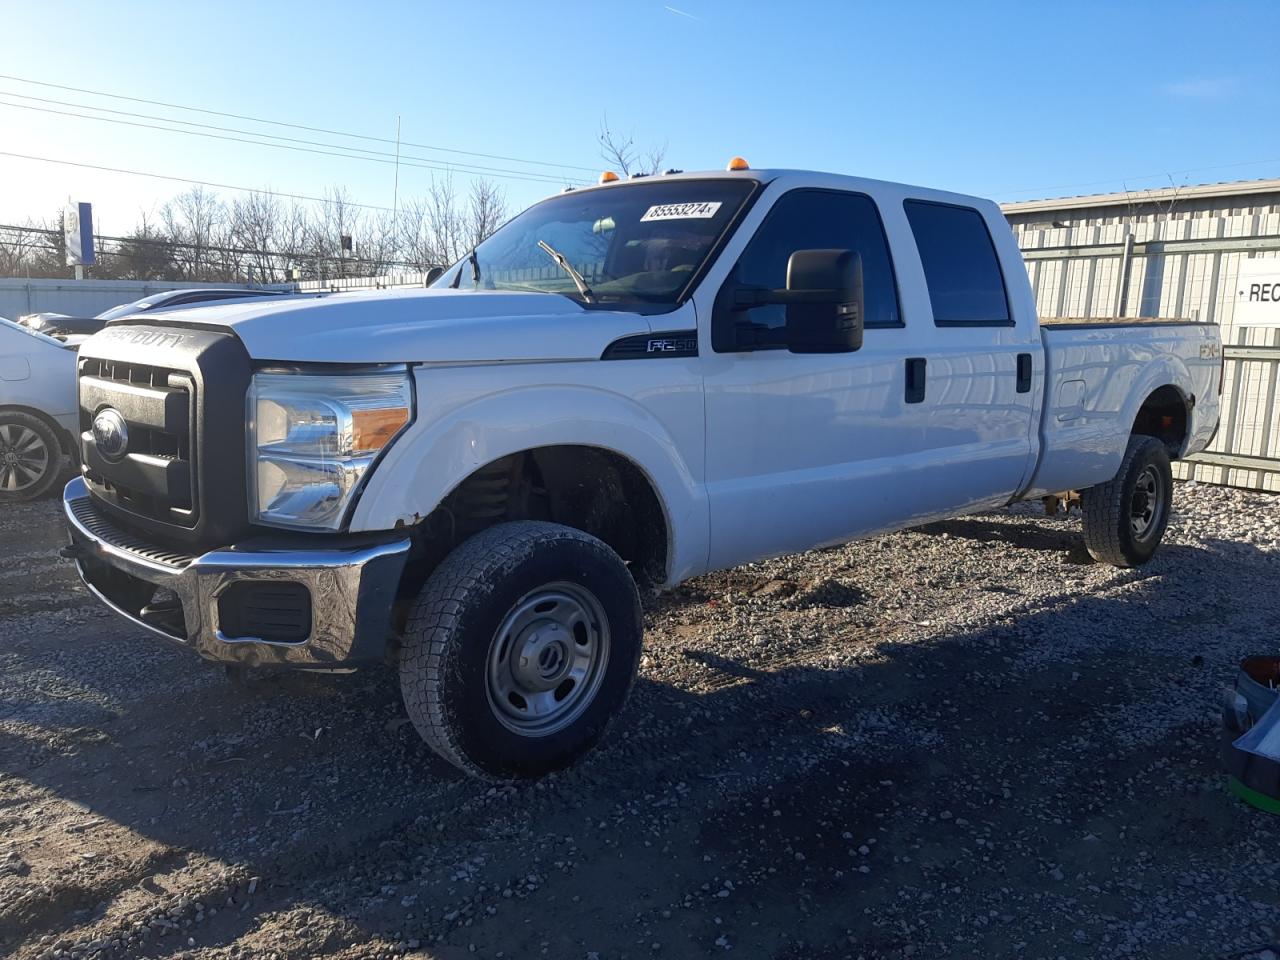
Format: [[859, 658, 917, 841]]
[[392, 115, 402, 225]]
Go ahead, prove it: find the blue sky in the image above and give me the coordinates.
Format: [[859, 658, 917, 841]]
[[1, 0, 1278, 234]]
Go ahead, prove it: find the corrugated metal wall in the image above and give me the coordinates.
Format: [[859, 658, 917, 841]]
[[1013, 213, 1280, 492]]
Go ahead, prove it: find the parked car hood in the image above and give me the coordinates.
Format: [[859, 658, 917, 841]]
[[19, 312, 104, 340], [100, 288, 656, 364]]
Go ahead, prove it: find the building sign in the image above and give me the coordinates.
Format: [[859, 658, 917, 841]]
[[64, 202, 95, 267], [1235, 258, 1280, 327]]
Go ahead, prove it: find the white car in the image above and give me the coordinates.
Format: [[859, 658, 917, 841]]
[[64, 164, 1222, 778], [0, 317, 78, 501]]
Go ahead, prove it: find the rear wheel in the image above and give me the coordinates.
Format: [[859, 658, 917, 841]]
[[0, 411, 62, 503], [1081, 435, 1173, 567], [399, 521, 643, 779]]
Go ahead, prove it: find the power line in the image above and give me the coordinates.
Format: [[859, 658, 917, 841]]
[[0, 150, 400, 212], [0, 98, 580, 187], [0, 72, 599, 173], [0, 90, 589, 186]]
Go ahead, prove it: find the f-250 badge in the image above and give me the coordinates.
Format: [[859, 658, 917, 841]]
[[648, 337, 697, 353]]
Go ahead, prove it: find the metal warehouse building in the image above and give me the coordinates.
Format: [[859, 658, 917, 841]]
[[1002, 178, 1280, 492]]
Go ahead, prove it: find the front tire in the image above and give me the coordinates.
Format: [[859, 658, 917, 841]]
[[399, 521, 643, 779], [0, 411, 62, 502], [1081, 435, 1173, 567]]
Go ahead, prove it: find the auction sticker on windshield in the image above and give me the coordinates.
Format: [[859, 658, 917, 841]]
[[640, 202, 723, 222]]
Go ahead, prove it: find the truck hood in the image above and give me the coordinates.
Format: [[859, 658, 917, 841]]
[[106, 288, 656, 364]]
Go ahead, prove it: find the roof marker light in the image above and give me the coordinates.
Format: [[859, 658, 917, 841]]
[[726, 156, 750, 171], [599, 170, 620, 184]]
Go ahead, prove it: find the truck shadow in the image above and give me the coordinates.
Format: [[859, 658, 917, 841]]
[[914, 512, 1094, 560], [3, 533, 1278, 958]]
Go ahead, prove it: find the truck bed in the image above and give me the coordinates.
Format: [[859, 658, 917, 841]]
[[1021, 320, 1221, 499]]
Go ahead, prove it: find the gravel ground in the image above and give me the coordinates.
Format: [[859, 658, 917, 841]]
[[2, 481, 1279, 960]]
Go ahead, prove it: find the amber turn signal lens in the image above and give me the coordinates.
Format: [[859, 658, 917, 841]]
[[352, 407, 409, 451]]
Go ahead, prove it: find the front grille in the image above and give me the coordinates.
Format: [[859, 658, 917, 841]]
[[81, 357, 183, 392], [79, 356, 197, 526], [77, 323, 252, 552], [68, 495, 195, 567]]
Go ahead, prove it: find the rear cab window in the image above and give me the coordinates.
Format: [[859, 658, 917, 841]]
[[903, 200, 1011, 327]]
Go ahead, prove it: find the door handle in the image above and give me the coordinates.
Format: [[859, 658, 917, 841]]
[[905, 357, 927, 404], [1016, 353, 1033, 393]]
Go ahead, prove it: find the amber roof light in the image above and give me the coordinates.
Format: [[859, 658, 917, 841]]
[[599, 170, 620, 184], [726, 157, 750, 171]]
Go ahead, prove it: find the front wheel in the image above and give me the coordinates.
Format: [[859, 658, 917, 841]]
[[1081, 435, 1174, 567], [0, 411, 62, 502], [399, 521, 643, 779]]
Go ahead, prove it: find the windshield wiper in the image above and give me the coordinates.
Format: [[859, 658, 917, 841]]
[[450, 249, 482, 289], [537, 240, 595, 303]]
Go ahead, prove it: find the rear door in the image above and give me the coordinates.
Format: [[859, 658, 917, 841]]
[[897, 198, 1040, 510]]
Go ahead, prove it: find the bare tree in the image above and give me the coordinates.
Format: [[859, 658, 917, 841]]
[[275, 198, 311, 280], [304, 186, 363, 281], [598, 116, 667, 177], [0, 216, 62, 277], [466, 179, 508, 251], [401, 175, 462, 270], [108, 212, 177, 281], [1, 175, 508, 282], [358, 209, 402, 276], [161, 186, 228, 280], [20, 213, 70, 278], [229, 190, 282, 283], [399, 175, 508, 273]]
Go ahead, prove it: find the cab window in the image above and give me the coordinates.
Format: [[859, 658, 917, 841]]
[[715, 189, 901, 352], [903, 200, 1011, 326]]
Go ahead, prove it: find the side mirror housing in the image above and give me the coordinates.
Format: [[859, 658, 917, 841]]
[[783, 249, 864, 354]]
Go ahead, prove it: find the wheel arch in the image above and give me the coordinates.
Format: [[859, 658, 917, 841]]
[[0, 404, 76, 457], [409, 443, 672, 584], [1130, 382, 1192, 459], [350, 384, 706, 593]]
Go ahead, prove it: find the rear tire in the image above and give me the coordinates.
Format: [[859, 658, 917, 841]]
[[1081, 435, 1173, 567], [0, 411, 62, 503], [399, 521, 643, 779]]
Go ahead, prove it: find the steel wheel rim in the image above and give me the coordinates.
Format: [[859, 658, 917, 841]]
[[1129, 464, 1164, 541], [485, 581, 611, 737], [0, 423, 50, 493]]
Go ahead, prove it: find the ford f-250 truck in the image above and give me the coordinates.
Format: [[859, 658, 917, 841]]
[[63, 163, 1222, 778]]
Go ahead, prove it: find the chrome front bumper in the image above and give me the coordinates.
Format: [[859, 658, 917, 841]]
[[62, 476, 410, 667]]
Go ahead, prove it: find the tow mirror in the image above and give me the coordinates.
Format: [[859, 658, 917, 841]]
[[728, 249, 864, 353], [782, 249, 863, 354]]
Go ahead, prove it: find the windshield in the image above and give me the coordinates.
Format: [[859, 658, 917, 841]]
[[431, 179, 755, 307]]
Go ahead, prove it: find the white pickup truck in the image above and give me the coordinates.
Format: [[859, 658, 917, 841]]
[[63, 164, 1222, 778]]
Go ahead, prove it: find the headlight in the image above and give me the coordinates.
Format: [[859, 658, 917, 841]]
[[248, 368, 413, 530]]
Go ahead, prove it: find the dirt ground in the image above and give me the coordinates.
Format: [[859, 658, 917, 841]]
[[2, 482, 1279, 960]]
